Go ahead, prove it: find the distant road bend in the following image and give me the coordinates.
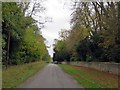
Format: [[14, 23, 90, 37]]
[[18, 63, 83, 88]]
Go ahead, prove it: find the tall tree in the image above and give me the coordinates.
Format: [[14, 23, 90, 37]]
[[53, 1, 120, 63], [2, 2, 50, 68]]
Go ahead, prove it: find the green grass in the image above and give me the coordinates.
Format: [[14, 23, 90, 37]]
[[59, 64, 118, 89], [2, 61, 47, 88], [0, 69, 2, 89]]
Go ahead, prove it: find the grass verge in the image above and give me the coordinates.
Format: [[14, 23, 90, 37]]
[[59, 64, 118, 89], [2, 61, 47, 88]]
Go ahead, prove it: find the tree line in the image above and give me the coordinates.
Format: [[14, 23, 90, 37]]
[[53, 1, 120, 63], [2, 2, 51, 68]]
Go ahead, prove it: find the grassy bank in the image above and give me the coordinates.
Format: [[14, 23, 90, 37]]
[[59, 64, 118, 89], [2, 61, 47, 88]]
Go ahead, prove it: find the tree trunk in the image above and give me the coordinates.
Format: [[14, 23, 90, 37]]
[[5, 31, 10, 69], [117, 2, 120, 44]]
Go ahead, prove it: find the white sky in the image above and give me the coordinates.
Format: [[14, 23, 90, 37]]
[[40, 0, 72, 57]]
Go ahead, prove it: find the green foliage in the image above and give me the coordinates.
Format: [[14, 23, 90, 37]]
[[53, 40, 71, 62], [2, 2, 50, 65], [53, 2, 120, 63]]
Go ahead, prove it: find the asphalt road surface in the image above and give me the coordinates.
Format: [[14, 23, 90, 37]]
[[18, 63, 83, 88]]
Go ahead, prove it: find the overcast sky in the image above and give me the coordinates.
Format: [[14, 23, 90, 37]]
[[40, 0, 72, 57]]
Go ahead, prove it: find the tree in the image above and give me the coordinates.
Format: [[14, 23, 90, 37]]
[[53, 1, 120, 63], [2, 2, 25, 67], [2, 2, 50, 67]]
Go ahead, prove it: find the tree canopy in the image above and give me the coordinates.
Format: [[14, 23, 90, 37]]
[[53, 2, 120, 63], [2, 2, 51, 67]]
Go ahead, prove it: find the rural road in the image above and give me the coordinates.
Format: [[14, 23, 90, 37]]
[[18, 63, 83, 88]]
